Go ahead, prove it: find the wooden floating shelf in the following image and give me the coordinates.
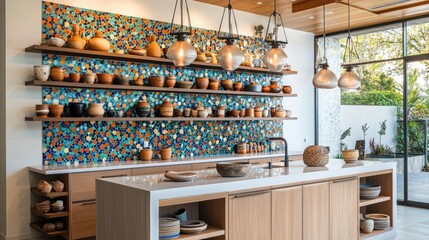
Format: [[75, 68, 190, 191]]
[[176, 226, 225, 240], [30, 222, 68, 236], [26, 80, 298, 98], [359, 196, 391, 207], [31, 187, 69, 199], [31, 207, 69, 219], [360, 227, 393, 239], [26, 116, 298, 122], [25, 45, 298, 76]]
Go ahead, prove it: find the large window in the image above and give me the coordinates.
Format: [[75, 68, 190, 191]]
[[316, 17, 429, 207]]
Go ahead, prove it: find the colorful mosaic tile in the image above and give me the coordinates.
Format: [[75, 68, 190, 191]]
[[41, 2, 284, 165]]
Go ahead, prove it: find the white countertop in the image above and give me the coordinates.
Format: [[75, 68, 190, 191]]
[[99, 159, 396, 199], [29, 151, 301, 175]]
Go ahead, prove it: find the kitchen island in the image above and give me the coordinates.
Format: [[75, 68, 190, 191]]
[[96, 159, 396, 240]]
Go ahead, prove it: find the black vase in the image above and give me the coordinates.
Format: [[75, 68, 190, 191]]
[[69, 103, 85, 117]]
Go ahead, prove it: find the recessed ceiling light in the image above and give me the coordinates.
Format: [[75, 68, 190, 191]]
[[257, 1, 263, 4], [326, 11, 333, 14], [309, 16, 315, 19]]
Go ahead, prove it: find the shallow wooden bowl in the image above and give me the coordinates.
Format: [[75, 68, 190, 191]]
[[216, 162, 251, 177], [176, 81, 194, 89]]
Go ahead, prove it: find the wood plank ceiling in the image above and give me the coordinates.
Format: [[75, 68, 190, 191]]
[[195, 0, 429, 34]]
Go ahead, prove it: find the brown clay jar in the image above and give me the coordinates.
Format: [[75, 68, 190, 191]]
[[50, 67, 65, 81], [160, 147, 172, 160], [87, 30, 111, 52], [195, 77, 209, 89], [147, 35, 162, 57], [233, 82, 243, 91], [221, 79, 233, 90], [69, 73, 81, 83], [282, 85, 292, 94], [49, 104, 64, 118], [149, 76, 165, 87], [140, 149, 153, 161], [66, 24, 86, 50], [165, 76, 177, 88], [159, 99, 173, 117], [87, 103, 105, 117], [245, 108, 254, 117]]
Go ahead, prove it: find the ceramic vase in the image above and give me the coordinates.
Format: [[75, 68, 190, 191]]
[[147, 35, 162, 57], [67, 24, 86, 50], [87, 103, 105, 117], [34, 65, 50, 81], [87, 30, 111, 52], [161, 147, 172, 160]]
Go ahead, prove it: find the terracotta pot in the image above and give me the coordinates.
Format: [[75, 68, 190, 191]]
[[84, 73, 96, 84], [233, 82, 243, 91], [221, 79, 233, 90], [97, 73, 115, 84], [147, 35, 162, 57], [49, 104, 64, 118], [159, 99, 173, 117], [127, 47, 147, 56], [239, 109, 245, 117], [116, 74, 130, 85], [34, 65, 50, 81], [195, 77, 209, 89], [245, 108, 254, 117], [149, 76, 165, 87], [50, 67, 65, 81], [37, 180, 52, 193], [262, 86, 271, 93], [35, 104, 49, 118], [282, 85, 292, 94], [140, 148, 153, 161], [231, 110, 240, 117], [236, 143, 247, 154], [209, 81, 220, 90], [87, 30, 111, 52], [161, 147, 172, 160], [254, 107, 263, 117], [183, 108, 191, 117], [174, 109, 183, 117], [51, 180, 64, 192], [198, 109, 208, 118], [69, 73, 81, 83], [270, 81, 279, 90], [66, 24, 86, 50], [87, 103, 105, 117], [165, 76, 177, 88], [190, 109, 198, 117], [275, 110, 286, 118]]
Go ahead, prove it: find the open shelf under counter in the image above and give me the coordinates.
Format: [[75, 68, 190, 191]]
[[176, 226, 225, 240], [31, 207, 69, 219], [26, 80, 298, 98], [31, 187, 68, 199], [360, 227, 393, 239], [29, 222, 68, 236], [25, 45, 298, 76], [359, 196, 391, 207], [25, 116, 298, 122]]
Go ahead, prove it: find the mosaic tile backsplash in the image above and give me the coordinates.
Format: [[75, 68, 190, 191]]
[[41, 2, 284, 165]]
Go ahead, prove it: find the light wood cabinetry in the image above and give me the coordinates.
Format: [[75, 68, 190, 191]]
[[272, 186, 303, 240], [229, 190, 271, 240], [71, 201, 96, 239], [330, 178, 359, 240], [303, 182, 330, 240]]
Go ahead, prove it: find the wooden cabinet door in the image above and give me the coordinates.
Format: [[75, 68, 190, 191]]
[[229, 190, 271, 240], [272, 186, 303, 240], [330, 178, 359, 240], [71, 201, 96, 239], [303, 182, 330, 240]]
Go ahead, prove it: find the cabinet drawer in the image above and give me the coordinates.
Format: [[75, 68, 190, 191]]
[[249, 158, 271, 165], [71, 201, 96, 239], [70, 169, 131, 202], [131, 164, 192, 176], [192, 162, 217, 170]]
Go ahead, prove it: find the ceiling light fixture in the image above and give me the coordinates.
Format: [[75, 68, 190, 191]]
[[216, 0, 244, 71], [262, 0, 288, 72], [166, 0, 197, 67], [338, 0, 361, 89], [312, 0, 338, 89]]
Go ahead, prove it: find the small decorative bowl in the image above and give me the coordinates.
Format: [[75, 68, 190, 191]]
[[216, 162, 251, 177], [176, 81, 194, 89], [342, 149, 359, 163], [360, 183, 381, 199], [365, 213, 390, 230]]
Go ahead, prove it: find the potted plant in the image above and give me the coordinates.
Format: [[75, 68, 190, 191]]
[[369, 120, 394, 157]]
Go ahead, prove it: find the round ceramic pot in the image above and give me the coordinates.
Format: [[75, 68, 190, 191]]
[[360, 219, 374, 233], [245, 108, 254, 117], [35, 104, 50, 118], [221, 79, 233, 90], [84, 73, 96, 84], [198, 109, 208, 118], [69, 102, 85, 117], [209, 79, 220, 90], [174, 109, 183, 117], [69, 73, 81, 83], [34, 65, 51, 81], [165, 76, 177, 88], [190, 110, 198, 118], [140, 149, 153, 161], [37, 180, 52, 193], [303, 145, 330, 167], [149, 76, 165, 87], [159, 99, 173, 117], [116, 74, 130, 85], [262, 86, 271, 93], [275, 110, 286, 118], [51, 180, 64, 192], [50, 67, 65, 81], [282, 85, 292, 94], [183, 108, 191, 117], [136, 106, 150, 117], [236, 143, 247, 154], [97, 73, 115, 84], [87, 31, 110, 52], [87, 103, 105, 117], [49, 104, 64, 118], [239, 109, 245, 118], [217, 109, 225, 117], [231, 110, 240, 117], [195, 77, 209, 89], [233, 82, 243, 91], [342, 149, 359, 163], [160, 147, 172, 160]]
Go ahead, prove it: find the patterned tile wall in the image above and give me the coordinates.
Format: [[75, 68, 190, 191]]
[[41, 1, 284, 165]]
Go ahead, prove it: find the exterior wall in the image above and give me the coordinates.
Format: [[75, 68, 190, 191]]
[[3, 0, 315, 238], [0, 0, 6, 238], [341, 105, 398, 154]]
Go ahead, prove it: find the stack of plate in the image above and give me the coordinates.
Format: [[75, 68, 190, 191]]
[[180, 220, 208, 234], [360, 183, 381, 199], [159, 218, 180, 239], [365, 213, 390, 230]]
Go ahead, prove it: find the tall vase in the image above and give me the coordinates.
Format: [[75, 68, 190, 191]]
[[355, 140, 366, 160]]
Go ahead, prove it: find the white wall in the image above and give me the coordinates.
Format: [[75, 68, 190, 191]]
[[341, 105, 398, 154], [3, 0, 314, 238], [1, 0, 6, 238]]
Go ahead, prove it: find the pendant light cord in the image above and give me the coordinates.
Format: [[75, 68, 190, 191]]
[[217, 0, 240, 40], [170, 0, 193, 35], [323, 0, 327, 63]]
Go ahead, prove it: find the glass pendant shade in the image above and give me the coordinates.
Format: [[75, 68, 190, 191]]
[[338, 68, 361, 89], [312, 65, 338, 89], [217, 44, 244, 71], [262, 47, 288, 72], [166, 40, 197, 67]]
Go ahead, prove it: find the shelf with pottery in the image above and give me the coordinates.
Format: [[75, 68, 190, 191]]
[[31, 187, 69, 198], [360, 228, 394, 240], [31, 207, 69, 219], [175, 225, 225, 240], [25, 45, 298, 76], [25, 80, 298, 98], [25, 116, 297, 122], [29, 222, 68, 237]]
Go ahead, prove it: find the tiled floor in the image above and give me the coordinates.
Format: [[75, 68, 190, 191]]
[[396, 205, 429, 240]]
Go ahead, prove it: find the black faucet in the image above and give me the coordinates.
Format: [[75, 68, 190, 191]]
[[267, 137, 289, 168]]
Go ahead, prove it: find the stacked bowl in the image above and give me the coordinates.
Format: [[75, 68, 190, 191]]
[[360, 183, 381, 199], [180, 220, 208, 234], [365, 214, 390, 230], [159, 217, 180, 239]]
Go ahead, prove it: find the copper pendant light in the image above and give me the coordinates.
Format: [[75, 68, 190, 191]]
[[338, 0, 361, 89], [216, 0, 244, 71], [166, 0, 197, 67], [313, 0, 338, 89], [262, 0, 288, 72]]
